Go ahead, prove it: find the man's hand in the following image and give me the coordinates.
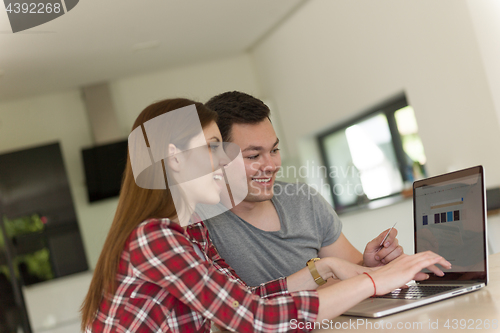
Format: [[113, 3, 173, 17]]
[[363, 227, 403, 267]]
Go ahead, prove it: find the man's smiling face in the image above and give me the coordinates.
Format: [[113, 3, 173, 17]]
[[229, 118, 281, 202]]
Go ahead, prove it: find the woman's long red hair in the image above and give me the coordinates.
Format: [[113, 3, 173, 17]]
[[80, 98, 217, 331]]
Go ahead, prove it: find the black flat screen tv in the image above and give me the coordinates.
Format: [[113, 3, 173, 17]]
[[82, 140, 128, 202]]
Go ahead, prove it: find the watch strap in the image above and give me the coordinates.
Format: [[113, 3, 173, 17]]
[[306, 258, 327, 286]]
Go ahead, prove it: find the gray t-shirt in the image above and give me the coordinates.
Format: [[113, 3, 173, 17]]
[[204, 181, 342, 286]]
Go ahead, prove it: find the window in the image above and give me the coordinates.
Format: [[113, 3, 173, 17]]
[[318, 93, 427, 213]]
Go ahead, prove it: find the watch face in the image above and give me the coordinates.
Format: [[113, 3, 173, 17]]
[[307, 258, 320, 267]]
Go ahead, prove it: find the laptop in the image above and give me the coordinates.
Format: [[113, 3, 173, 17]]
[[345, 165, 489, 318]]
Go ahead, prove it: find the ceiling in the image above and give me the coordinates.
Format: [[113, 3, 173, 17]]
[[0, 0, 305, 101]]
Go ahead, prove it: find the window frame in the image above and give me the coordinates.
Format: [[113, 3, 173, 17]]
[[317, 93, 416, 214]]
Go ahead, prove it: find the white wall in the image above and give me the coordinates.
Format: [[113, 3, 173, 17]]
[[251, 0, 500, 252], [466, 0, 500, 135], [0, 53, 261, 270], [111, 54, 262, 136]]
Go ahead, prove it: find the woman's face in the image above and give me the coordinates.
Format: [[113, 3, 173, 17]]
[[178, 121, 228, 207]]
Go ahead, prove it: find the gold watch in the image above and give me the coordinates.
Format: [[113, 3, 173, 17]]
[[306, 258, 327, 286]]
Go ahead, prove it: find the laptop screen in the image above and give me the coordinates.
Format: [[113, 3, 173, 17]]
[[414, 166, 487, 282]]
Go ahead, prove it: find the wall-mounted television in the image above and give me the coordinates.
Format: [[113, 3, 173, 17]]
[[82, 140, 128, 203]]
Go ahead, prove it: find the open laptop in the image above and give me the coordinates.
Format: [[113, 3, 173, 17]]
[[345, 165, 489, 318]]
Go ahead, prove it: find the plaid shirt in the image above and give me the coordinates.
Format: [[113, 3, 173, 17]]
[[87, 218, 319, 333]]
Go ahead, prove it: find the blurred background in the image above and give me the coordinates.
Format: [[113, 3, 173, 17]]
[[1, 0, 500, 332]]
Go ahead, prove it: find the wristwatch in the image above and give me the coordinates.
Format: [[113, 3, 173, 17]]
[[306, 258, 327, 286]]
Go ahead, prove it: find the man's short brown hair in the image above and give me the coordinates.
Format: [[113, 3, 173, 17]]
[[205, 91, 270, 142]]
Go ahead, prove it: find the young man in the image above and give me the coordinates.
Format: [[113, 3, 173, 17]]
[[204, 91, 403, 287]]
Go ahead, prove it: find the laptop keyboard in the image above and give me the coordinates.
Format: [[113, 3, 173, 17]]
[[373, 285, 463, 300]]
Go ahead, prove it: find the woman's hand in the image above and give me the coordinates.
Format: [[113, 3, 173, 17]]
[[369, 251, 452, 295], [315, 250, 451, 322]]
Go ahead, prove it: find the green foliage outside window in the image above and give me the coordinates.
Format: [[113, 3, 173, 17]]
[[0, 214, 54, 283]]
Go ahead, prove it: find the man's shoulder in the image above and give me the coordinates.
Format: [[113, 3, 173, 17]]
[[273, 180, 319, 201], [273, 180, 314, 190], [272, 181, 336, 218]]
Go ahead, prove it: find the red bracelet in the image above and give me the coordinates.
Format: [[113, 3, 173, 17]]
[[363, 272, 376, 297]]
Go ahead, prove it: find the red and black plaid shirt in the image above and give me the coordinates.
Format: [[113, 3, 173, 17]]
[[87, 218, 319, 333]]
